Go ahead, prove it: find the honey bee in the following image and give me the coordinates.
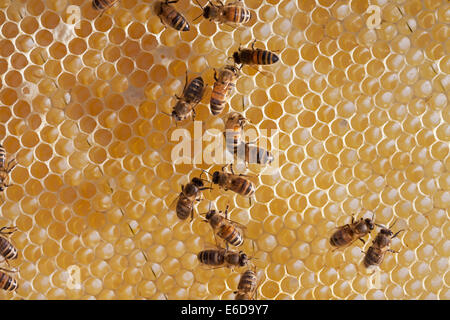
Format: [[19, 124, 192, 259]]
[[233, 40, 279, 66], [0, 268, 18, 292], [0, 226, 18, 264], [202, 204, 246, 247], [243, 143, 274, 166], [210, 65, 240, 116], [208, 164, 255, 199], [156, 0, 190, 31], [194, 0, 252, 26], [197, 247, 248, 269], [223, 112, 247, 154], [92, 0, 118, 11], [363, 222, 405, 268], [173, 177, 211, 221], [330, 215, 375, 250], [170, 74, 205, 122], [0, 144, 16, 194], [234, 268, 258, 300]]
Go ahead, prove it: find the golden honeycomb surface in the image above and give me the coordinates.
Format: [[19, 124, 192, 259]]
[[0, 0, 449, 300]]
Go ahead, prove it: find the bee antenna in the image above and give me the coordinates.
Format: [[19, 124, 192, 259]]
[[389, 219, 398, 230], [375, 223, 385, 229], [161, 111, 172, 117], [201, 169, 213, 177], [392, 229, 405, 239], [193, 13, 203, 22], [194, 0, 204, 9]]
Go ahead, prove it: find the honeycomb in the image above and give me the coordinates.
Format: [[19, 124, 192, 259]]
[[0, 0, 449, 300]]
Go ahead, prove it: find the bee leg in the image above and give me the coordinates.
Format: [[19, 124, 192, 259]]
[[192, 108, 197, 121], [166, 0, 180, 4], [224, 204, 229, 219], [251, 39, 257, 50], [0, 226, 17, 235], [213, 69, 218, 81], [0, 266, 17, 274], [6, 159, 17, 173], [229, 163, 235, 175], [190, 207, 194, 222], [392, 229, 405, 239], [358, 238, 366, 244], [388, 249, 399, 254]]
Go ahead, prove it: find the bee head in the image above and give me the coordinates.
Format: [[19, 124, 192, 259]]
[[380, 228, 393, 236], [0, 186, 4, 192], [239, 252, 248, 266], [171, 110, 182, 122], [365, 218, 375, 230], [205, 210, 216, 220], [232, 52, 241, 64], [203, 5, 212, 18], [191, 177, 204, 187], [212, 171, 220, 184]]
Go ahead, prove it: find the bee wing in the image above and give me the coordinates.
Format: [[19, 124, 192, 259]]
[[330, 225, 360, 251], [168, 193, 182, 210], [224, 1, 244, 7], [225, 218, 247, 231]]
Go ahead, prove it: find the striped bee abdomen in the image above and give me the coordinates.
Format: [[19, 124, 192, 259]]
[[0, 272, 17, 291], [238, 270, 257, 292], [363, 247, 383, 268], [252, 49, 279, 65], [210, 83, 228, 115], [330, 228, 353, 247], [160, 3, 190, 31], [0, 237, 17, 260], [176, 195, 193, 220], [0, 144, 5, 168], [184, 77, 204, 103], [92, 0, 116, 10], [218, 225, 243, 247], [244, 144, 273, 165], [231, 177, 254, 197], [197, 250, 225, 265], [225, 6, 251, 23]]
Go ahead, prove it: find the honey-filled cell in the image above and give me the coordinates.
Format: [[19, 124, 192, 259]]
[[0, 0, 447, 301]]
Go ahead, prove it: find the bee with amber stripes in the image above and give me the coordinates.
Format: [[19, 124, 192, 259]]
[[92, 0, 118, 11], [210, 65, 240, 116], [193, 0, 252, 26], [197, 247, 248, 269], [234, 267, 258, 300], [363, 221, 405, 269], [171, 176, 212, 221], [0, 144, 16, 194], [242, 142, 274, 166], [223, 112, 247, 154], [233, 40, 279, 66], [0, 226, 18, 265], [169, 74, 205, 122], [156, 0, 190, 31], [205, 164, 255, 203], [202, 204, 245, 247], [330, 215, 375, 250], [0, 267, 18, 292]]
